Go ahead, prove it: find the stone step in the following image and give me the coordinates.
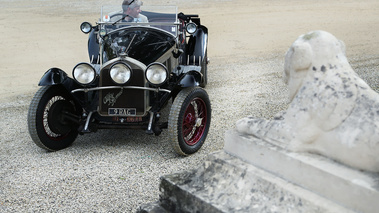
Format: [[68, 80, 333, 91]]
[[138, 150, 353, 213], [224, 129, 379, 213]]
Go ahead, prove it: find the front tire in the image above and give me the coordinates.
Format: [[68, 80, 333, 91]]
[[27, 85, 80, 151], [168, 87, 211, 155]]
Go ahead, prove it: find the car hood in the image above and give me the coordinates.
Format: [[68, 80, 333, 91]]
[[102, 26, 176, 65]]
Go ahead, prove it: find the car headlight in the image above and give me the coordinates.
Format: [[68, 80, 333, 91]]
[[186, 22, 197, 34], [145, 63, 168, 86], [80, 22, 92, 34], [73, 63, 96, 85], [110, 63, 132, 84]]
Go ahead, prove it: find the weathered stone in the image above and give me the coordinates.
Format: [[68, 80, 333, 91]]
[[137, 202, 168, 213], [139, 150, 354, 213], [236, 30, 379, 172], [138, 31, 379, 213], [225, 130, 379, 213]]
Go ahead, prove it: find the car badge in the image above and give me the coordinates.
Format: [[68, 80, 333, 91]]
[[103, 89, 123, 106]]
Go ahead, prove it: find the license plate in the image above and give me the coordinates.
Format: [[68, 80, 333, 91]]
[[108, 108, 137, 116]]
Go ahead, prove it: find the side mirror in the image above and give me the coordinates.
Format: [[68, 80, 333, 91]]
[[186, 22, 197, 34], [80, 22, 93, 34]]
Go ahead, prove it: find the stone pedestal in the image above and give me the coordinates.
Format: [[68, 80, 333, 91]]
[[138, 130, 379, 213], [225, 130, 379, 213]]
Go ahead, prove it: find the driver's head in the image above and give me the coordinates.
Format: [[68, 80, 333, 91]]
[[122, 0, 143, 18]]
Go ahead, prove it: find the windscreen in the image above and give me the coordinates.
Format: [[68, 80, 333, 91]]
[[100, 5, 178, 36]]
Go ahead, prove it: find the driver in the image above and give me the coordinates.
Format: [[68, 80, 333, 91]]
[[122, 0, 148, 23]]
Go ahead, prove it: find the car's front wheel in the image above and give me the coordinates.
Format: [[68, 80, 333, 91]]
[[168, 87, 211, 156], [27, 85, 80, 151]]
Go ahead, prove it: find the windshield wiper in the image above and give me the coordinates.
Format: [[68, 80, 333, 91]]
[[112, 14, 130, 26]]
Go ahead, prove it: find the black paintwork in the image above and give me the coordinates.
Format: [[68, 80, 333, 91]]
[[102, 27, 176, 65], [36, 11, 208, 135]]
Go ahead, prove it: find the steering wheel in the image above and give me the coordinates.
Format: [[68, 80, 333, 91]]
[[108, 13, 132, 28], [110, 13, 127, 18]]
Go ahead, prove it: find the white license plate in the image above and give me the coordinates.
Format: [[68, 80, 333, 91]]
[[108, 108, 136, 116]]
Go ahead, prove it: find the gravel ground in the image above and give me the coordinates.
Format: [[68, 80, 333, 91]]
[[1, 0, 378, 212], [1, 54, 378, 212]]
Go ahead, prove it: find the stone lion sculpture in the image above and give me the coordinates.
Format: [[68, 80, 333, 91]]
[[236, 30, 379, 172]]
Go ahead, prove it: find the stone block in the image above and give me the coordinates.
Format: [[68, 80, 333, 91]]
[[225, 129, 379, 213], [139, 150, 353, 213]]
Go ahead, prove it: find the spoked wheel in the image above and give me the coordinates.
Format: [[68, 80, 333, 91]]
[[168, 87, 211, 156], [27, 85, 80, 151]]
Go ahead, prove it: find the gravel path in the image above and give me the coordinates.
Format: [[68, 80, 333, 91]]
[[1, 54, 378, 212], [1, 0, 378, 212]]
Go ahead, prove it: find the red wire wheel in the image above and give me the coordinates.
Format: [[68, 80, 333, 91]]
[[168, 87, 211, 156], [182, 97, 207, 146]]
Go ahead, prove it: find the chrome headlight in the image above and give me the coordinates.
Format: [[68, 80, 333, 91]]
[[186, 22, 197, 34], [80, 22, 92, 34], [110, 63, 132, 84], [145, 63, 168, 86], [73, 63, 96, 85]]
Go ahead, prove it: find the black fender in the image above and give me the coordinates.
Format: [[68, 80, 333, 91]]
[[187, 26, 208, 66], [179, 71, 202, 88], [38, 68, 79, 94], [88, 29, 99, 63], [39, 68, 69, 86], [38, 68, 87, 108]]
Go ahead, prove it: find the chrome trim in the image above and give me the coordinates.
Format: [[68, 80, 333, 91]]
[[99, 25, 179, 39], [84, 111, 94, 132], [71, 86, 171, 94], [147, 111, 154, 132], [98, 22, 181, 26], [102, 57, 147, 71]]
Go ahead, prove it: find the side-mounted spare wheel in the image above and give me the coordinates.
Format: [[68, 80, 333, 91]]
[[27, 85, 80, 151], [168, 87, 211, 155]]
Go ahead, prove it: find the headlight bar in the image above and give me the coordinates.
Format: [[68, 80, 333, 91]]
[[71, 86, 171, 94]]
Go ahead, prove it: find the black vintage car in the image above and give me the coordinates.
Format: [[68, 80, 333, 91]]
[[27, 5, 210, 155]]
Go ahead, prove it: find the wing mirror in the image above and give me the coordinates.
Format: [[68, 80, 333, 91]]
[[80, 22, 93, 34]]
